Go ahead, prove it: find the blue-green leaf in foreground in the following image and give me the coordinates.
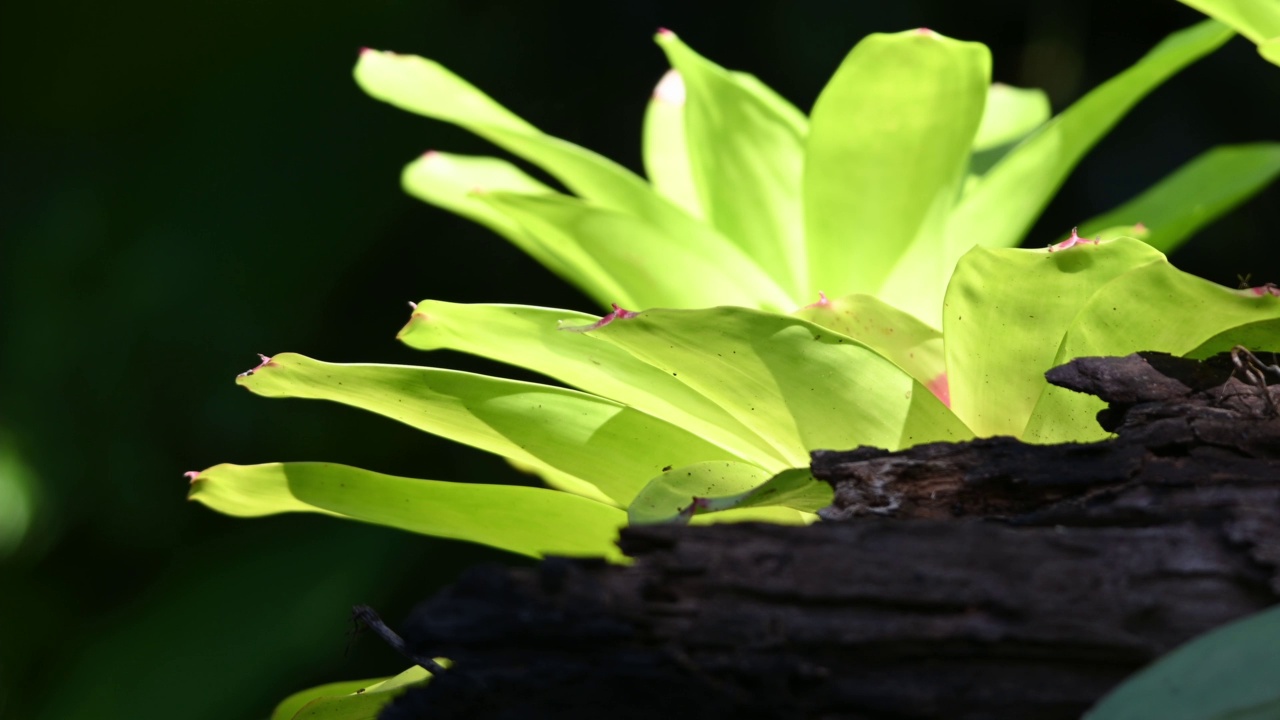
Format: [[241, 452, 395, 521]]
[[272, 667, 431, 720], [1022, 259, 1280, 443], [397, 301, 789, 470], [656, 29, 808, 299], [188, 463, 626, 560], [588, 307, 972, 465], [235, 353, 744, 506], [946, 20, 1233, 254], [627, 462, 824, 525], [1076, 143, 1280, 254], [804, 29, 990, 312], [1178, 0, 1280, 66], [944, 237, 1166, 438], [1086, 605, 1280, 720]]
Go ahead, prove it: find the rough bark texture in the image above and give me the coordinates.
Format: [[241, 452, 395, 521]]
[[376, 351, 1280, 720]]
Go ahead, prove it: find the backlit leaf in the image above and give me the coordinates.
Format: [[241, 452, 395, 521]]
[[188, 463, 626, 560]]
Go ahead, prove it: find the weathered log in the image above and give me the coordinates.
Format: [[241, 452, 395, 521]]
[[373, 351, 1280, 720]]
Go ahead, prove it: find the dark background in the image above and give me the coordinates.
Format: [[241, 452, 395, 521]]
[[1, 1, 1276, 718]]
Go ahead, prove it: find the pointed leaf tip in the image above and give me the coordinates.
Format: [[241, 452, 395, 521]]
[[657, 27, 675, 37], [407, 301, 418, 309], [237, 354, 275, 378], [803, 291, 831, 310], [558, 303, 639, 333], [183, 471, 200, 482], [1048, 226, 1100, 252]]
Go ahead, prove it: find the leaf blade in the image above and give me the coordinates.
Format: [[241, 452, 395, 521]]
[[804, 29, 990, 310], [589, 307, 971, 465], [188, 463, 627, 560], [237, 353, 745, 506], [943, 238, 1166, 437], [1086, 605, 1280, 720], [1076, 143, 1280, 254], [657, 30, 808, 298], [947, 20, 1233, 253], [397, 301, 789, 470], [1023, 260, 1280, 443]]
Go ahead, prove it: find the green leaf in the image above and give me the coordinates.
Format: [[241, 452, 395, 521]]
[[804, 29, 990, 316], [656, 30, 808, 298], [397, 301, 789, 470], [642, 70, 703, 219], [400, 152, 630, 307], [946, 20, 1232, 254], [1086, 605, 1280, 720], [1178, 0, 1280, 66], [356, 49, 796, 311], [589, 307, 972, 465], [188, 463, 626, 561], [972, 83, 1051, 152], [699, 467, 833, 515], [792, 292, 947, 399], [478, 191, 795, 311], [627, 462, 823, 525], [236, 353, 744, 506], [1022, 259, 1280, 443], [272, 667, 431, 720], [1076, 143, 1280, 254], [1190, 317, 1280, 357], [943, 238, 1165, 437]]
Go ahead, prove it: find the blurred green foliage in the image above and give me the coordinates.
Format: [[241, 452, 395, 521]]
[[1, 1, 1277, 719]]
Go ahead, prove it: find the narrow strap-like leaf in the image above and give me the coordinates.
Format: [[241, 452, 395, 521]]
[[398, 301, 789, 469], [1075, 143, 1280, 254], [188, 462, 626, 560], [642, 70, 704, 218], [946, 20, 1233, 255], [479, 191, 795, 310], [1178, 0, 1280, 65], [236, 353, 745, 506], [588, 307, 971, 464], [357, 49, 797, 310], [399, 151, 629, 306], [657, 30, 808, 298]]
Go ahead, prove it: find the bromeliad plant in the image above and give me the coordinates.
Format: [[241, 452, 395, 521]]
[[190, 19, 1280, 561], [190, 18, 1280, 719]]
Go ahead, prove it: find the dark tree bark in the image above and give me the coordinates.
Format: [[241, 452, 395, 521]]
[[373, 350, 1280, 720]]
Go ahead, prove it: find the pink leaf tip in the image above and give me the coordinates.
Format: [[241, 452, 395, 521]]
[[803, 291, 832, 310], [1048, 227, 1099, 252], [1133, 222, 1147, 231], [183, 471, 201, 481], [237, 353, 275, 378], [653, 69, 686, 105], [421, 150, 440, 161], [408, 301, 418, 310], [558, 303, 640, 333], [657, 27, 674, 37], [675, 496, 712, 523], [916, 27, 935, 36]]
